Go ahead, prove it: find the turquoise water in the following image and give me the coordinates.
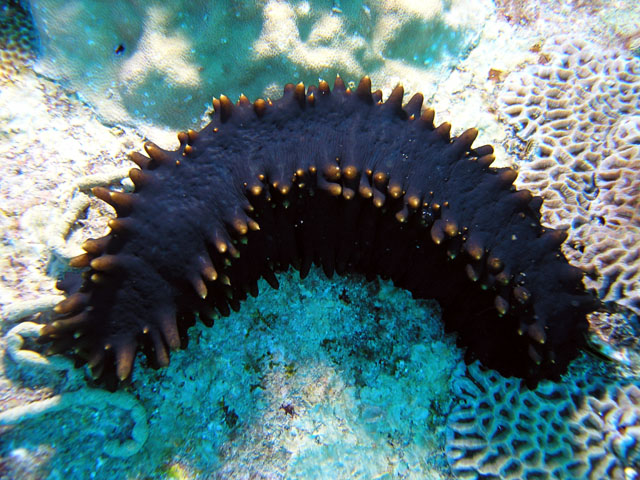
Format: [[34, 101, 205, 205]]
[[1, 1, 639, 479]]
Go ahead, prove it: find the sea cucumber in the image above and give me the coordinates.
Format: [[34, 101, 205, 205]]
[[38, 76, 596, 390]]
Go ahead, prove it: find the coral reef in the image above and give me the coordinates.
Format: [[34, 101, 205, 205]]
[[499, 36, 640, 313], [0, 0, 37, 82], [28, 0, 489, 128], [446, 360, 640, 480]]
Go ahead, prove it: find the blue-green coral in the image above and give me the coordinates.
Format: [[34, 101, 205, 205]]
[[29, 0, 488, 128]]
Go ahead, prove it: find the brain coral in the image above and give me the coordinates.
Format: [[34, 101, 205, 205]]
[[498, 36, 640, 313], [446, 361, 640, 480]]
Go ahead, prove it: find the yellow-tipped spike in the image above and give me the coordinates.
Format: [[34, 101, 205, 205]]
[[373, 171, 388, 186], [319, 80, 330, 94], [324, 164, 340, 180], [202, 265, 218, 282], [435, 122, 451, 140], [343, 165, 358, 180], [82, 236, 110, 255], [343, 187, 355, 200], [487, 255, 503, 273], [431, 220, 445, 245], [494, 296, 509, 316], [356, 76, 372, 100], [452, 128, 479, 153], [513, 286, 531, 303], [385, 84, 404, 109], [53, 293, 88, 315], [444, 220, 458, 237], [496, 272, 511, 286], [294, 82, 306, 106], [528, 322, 546, 344], [248, 219, 260, 231], [159, 315, 180, 350], [107, 218, 133, 234], [254, 98, 267, 117], [465, 264, 479, 282], [115, 341, 136, 381], [326, 183, 342, 196], [407, 195, 420, 209], [90, 273, 106, 284], [128, 168, 147, 189], [192, 276, 208, 299], [359, 185, 373, 198], [395, 209, 408, 223], [279, 184, 290, 195], [144, 142, 172, 164], [528, 344, 542, 364], [90, 255, 121, 272], [233, 218, 248, 235], [498, 169, 518, 187], [216, 240, 227, 254], [465, 239, 484, 260], [87, 348, 104, 369], [219, 94, 233, 121], [187, 129, 199, 143], [421, 108, 435, 126], [41, 313, 88, 336], [477, 154, 495, 168], [388, 183, 403, 198], [129, 151, 152, 170], [373, 190, 385, 208], [68, 253, 92, 268]]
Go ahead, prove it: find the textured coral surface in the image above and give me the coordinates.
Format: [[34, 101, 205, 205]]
[[0, 0, 37, 81], [499, 36, 640, 313], [446, 360, 640, 480]]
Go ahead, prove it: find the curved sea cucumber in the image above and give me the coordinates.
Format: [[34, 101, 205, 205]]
[[39, 76, 596, 390]]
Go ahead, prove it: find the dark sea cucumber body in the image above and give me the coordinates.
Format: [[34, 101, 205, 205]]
[[41, 77, 595, 389]]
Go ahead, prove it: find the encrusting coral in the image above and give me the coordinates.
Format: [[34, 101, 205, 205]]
[[446, 360, 640, 480], [498, 35, 640, 314]]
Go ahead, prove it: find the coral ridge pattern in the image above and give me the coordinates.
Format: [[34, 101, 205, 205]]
[[446, 361, 640, 480], [38, 76, 595, 389], [499, 37, 640, 314]]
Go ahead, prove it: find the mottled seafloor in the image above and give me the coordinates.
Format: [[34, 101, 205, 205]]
[[0, 1, 639, 479]]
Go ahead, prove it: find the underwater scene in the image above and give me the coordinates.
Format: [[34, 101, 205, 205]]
[[0, 0, 639, 479]]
